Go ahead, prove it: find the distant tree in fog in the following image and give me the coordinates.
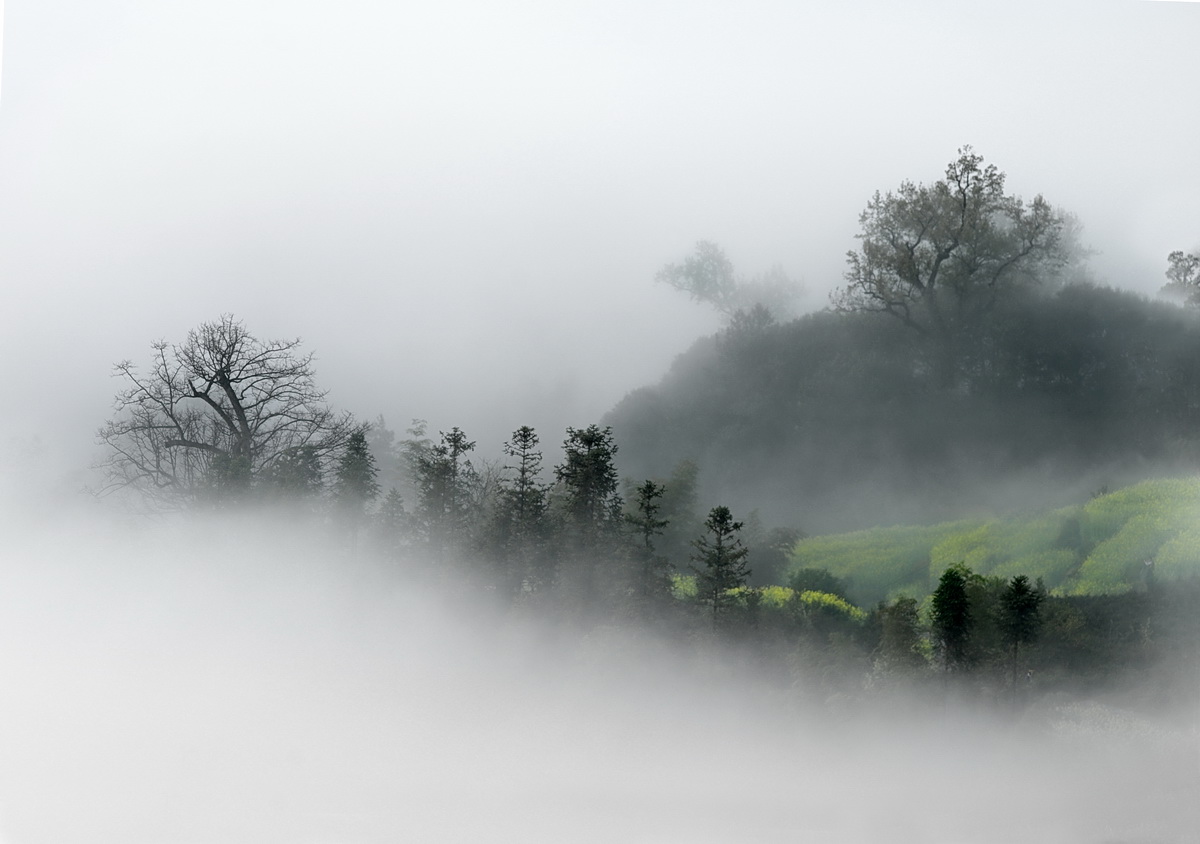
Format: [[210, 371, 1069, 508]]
[[261, 445, 324, 500], [333, 430, 380, 520], [691, 505, 751, 626], [834, 146, 1075, 388], [97, 315, 360, 507], [657, 240, 802, 321], [1160, 249, 1200, 305], [872, 596, 927, 679], [650, 459, 702, 566]]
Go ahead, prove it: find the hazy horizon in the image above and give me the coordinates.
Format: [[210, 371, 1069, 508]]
[[1, 5, 1199, 839], [3, 0, 1200, 481]]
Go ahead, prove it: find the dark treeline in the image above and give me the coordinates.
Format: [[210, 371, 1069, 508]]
[[608, 282, 1200, 533], [358, 417, 775, 629]]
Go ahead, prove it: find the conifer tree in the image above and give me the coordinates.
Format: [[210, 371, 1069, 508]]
[[691, 506, 751, 627], [999, 574, 1044, 694], [627, 479, 671, 604], [494, 426, 552, 594], [873, 597, 926, 679], [931, 563, 974, 672], [554, 425, 623, 606], [263, 444, 324, 502], [413, 427, 477, 562], [333, 430, 380, 519]]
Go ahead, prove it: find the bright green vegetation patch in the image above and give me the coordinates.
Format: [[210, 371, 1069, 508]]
[[786, 478, 1200, 603], [789, 521, 979, 606], [671, 576, 867, 623]]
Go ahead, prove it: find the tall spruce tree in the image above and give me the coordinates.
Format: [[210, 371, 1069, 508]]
[[931, 563, 974, 673], [494, 426, 552, 595], [999, 574, 1044, 694], [413, 427, 477, 562], [691, 506, 751, 627], [554, 425, 623, 606], [627, 480, 671, 605], [333, 430, 380, 520]]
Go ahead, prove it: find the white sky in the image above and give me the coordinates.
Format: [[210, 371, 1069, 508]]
[[1, 0, 1198, 475]]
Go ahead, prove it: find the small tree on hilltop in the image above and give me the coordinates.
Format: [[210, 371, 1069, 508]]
[[834, 147, 1074, 388], [1160, 249, 1200, 305]]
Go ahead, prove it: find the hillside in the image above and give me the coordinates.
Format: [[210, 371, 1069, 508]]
[[789, 477, 1200, 605], [607, 283, 1200, 533]]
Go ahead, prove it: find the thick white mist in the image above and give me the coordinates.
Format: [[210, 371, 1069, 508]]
[[0, 492, 1196, 843]]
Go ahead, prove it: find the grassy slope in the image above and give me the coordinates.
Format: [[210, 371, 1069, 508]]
[[788, 477, 1200, 604]]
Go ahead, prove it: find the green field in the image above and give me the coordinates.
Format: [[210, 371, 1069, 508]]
[[787, 478, 1200, 604]]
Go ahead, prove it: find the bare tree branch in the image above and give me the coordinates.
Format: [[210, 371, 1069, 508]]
[[97, 315, 362, 508]]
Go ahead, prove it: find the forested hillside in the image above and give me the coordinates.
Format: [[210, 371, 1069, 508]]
[[607, 284, 1200, 533]]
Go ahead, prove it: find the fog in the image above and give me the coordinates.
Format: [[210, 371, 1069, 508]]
[[1, 496, 1196, 843], [3, 2, 1200, 841], [2, 1, 1200, 464]]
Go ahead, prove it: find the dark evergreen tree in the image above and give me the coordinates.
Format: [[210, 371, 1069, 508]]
[[333, 430, 380, 521], [413, 427, 477, 562], [999, 574, 1045, 693], [493, 426, 552, 595], [931, 563, 974, 672], [691, 505, 751, 627], [873, 596, 927, 678], [554, 425, 624, 607], [627, 479, 671, 605], [262, 444, 323, 501], [556, 425, 623, 540]]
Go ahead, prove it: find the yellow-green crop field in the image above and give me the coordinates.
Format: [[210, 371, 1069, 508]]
[[788, 477, 1200, 603]]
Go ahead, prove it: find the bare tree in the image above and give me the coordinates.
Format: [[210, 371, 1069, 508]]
[[97, 315, 360, 507]]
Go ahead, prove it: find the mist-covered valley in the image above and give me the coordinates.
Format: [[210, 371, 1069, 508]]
[[4, 0, 1200, 841], [0, 504, 1197, 844]]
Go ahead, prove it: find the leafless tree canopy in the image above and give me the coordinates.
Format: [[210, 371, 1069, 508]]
[[97, 315, 360, 506]]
